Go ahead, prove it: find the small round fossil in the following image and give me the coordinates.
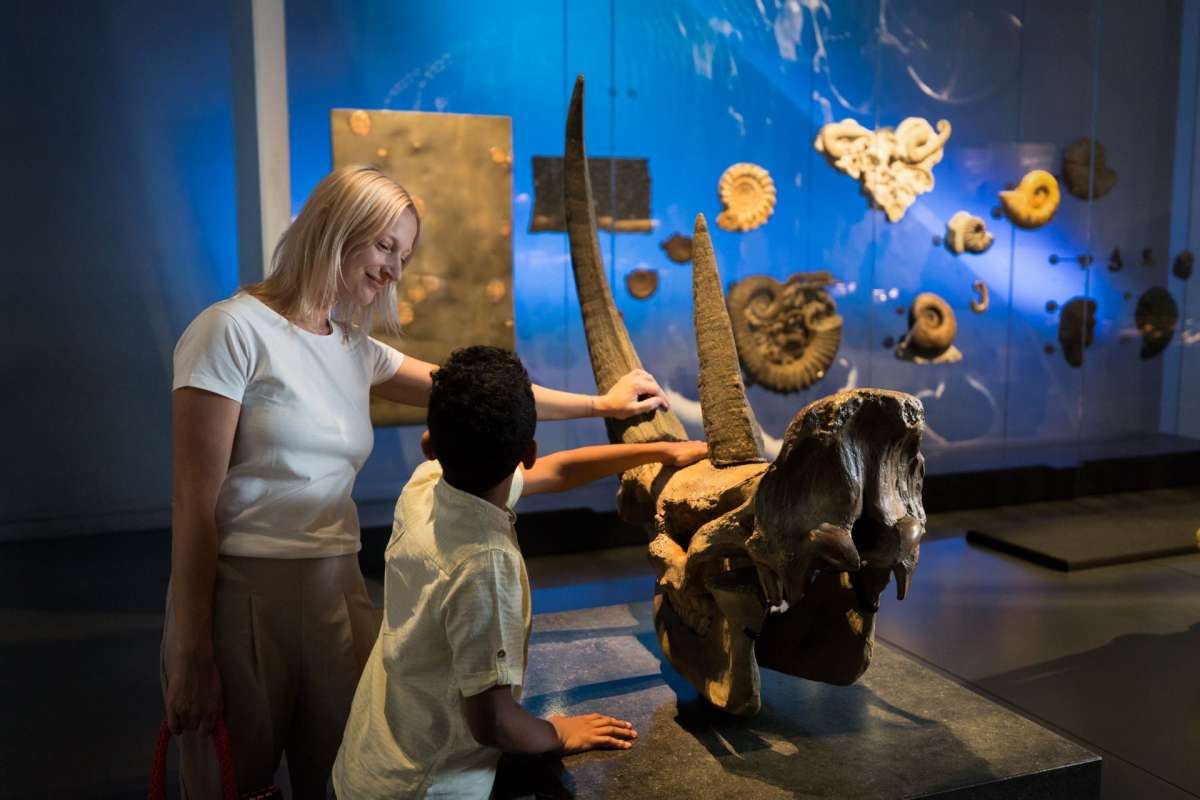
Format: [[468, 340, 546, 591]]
[[660, 233, 693, 264], [625, 268, 659, 300], [485, 279, 507, 303], [348, 110, 372, 136], [716, 163, 777, 232]]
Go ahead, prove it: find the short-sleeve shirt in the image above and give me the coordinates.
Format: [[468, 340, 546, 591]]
[[332, 460, 530, 799], [172, 292, 404, 558]]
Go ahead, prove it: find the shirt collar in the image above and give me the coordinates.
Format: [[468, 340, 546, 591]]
[[432, 468, 518, 535]]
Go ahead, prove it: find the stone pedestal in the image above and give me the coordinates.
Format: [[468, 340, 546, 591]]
[[496, 602, 1100, 799]]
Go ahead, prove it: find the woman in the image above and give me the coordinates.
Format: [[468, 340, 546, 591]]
[[161, 165, 667, 797]]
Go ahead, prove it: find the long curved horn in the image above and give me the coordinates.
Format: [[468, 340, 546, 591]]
[[691, 213, 765, 465], [564, 75, 686, 444]]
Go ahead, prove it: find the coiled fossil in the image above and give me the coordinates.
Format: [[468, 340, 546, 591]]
[[1062, 137, 1116, 200], [716, 163, 777, 232], [726, 272, 843, 392], [896, 293, 961, 363], [1000, 170, 1060, 229]]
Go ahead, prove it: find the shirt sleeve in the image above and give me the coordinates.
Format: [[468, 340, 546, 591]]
[[172, 307, 253, 402], [441, 548, 528, 697], [366, 336, 405, 385]]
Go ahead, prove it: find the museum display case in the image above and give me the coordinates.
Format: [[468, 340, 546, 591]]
[[283, 0, 1199, 507]]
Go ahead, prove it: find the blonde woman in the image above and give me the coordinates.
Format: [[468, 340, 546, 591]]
[[161, 165, 667, 797]]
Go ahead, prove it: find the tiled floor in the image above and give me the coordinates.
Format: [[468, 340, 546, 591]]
[[1, 493, 1198, 798]]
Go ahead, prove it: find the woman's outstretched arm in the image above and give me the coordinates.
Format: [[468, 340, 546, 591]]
[[372, 356, 670, 421]]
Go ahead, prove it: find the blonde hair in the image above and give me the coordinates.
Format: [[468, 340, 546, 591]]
[[245, 165, 419, 335]]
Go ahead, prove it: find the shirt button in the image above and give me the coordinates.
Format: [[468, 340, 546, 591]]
[[497, 649, 506, 659]]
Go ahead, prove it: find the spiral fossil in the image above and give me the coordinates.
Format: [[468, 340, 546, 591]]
[[896, 293, 961, 364], [1000, 170, 1060, 229], [726, 272, 843, 392], [1062, 137, 1116, 200], [716, 163, 777, 232]]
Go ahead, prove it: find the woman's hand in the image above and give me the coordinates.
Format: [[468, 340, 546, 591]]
[[164, 648, 223, 735], [549, 712, 638, 754], [595, 369, 669, 419], [661, 440, 709, 467]]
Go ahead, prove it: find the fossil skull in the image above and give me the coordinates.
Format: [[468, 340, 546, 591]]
[[564, 76, 927, 716]]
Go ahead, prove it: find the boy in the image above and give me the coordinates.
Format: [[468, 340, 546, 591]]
[[332, 346, 706, 798]]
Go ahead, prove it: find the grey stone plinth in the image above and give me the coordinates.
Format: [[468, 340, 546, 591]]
[[496, 602, 1100, 799]]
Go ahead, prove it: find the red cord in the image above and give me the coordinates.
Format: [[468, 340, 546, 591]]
[[149, 718, 240, 800]]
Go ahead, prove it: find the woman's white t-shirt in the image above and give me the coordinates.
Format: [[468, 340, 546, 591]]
[[172, 293, 405, 558]]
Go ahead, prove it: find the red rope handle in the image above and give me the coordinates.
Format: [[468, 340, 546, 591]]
[[149, 718, 240, 800]]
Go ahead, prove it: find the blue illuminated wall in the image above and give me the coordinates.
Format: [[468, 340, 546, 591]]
[[1, 1, 1196, 539], [283, 0, 1196, 516], [0, 2, 237, 538]]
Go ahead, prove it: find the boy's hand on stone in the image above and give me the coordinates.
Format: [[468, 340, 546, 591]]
[[549, 712, 638, 754], [663, 440, 709, 467]]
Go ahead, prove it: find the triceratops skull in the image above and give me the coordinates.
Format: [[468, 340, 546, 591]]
[[564, 76, 926, 716]]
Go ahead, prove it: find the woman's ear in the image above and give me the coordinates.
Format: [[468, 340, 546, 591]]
[[521, 439, 538, 470], [420, 430, 436, 461]]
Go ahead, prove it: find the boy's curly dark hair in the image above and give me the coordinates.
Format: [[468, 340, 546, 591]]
[[427, 346, 536, 494]]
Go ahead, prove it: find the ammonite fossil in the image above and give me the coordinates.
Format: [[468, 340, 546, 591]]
[[716, 163, 777, 232], [660, 233, 693, 264], [726, 271, 842, 392], [1058, 297, 1097, 367], [1174, 250, 1194, 280], [1135, 287, 1178, 359], [896, 292, 961, 364], [625, 268, 659, 300], [1000, 170, 1060, 229], [1062, 137, 1117, 200], [970, 280, 989, 313], [945, 212, 994, 254]]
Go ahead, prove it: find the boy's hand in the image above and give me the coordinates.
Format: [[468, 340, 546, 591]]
[[662, 440, 709, 467], [548, 712, 638, 754]]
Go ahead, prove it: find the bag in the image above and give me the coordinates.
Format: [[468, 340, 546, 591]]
[[149, 718, 283, 800]]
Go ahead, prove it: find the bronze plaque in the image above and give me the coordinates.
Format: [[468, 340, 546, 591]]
[[331, 108, 514, 426]]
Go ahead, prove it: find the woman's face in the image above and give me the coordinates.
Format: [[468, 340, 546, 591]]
[[341, 208, 419, 307]]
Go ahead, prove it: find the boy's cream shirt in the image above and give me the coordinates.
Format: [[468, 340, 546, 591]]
[[332, 460, 529, 799]]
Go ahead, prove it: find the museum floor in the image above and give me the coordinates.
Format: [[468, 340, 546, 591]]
[[2, 489, 1198, 799]]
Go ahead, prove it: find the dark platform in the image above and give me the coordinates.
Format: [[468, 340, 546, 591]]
[[965, 489, 1200, 570], [497, 602, 1100, 800]]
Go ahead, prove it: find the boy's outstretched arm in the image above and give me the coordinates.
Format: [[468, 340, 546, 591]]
[[522, 441, 708, 496], [464, 685, 637, 754]]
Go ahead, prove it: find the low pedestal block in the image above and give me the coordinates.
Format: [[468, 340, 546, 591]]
[[495, 602, 1100, 799]]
